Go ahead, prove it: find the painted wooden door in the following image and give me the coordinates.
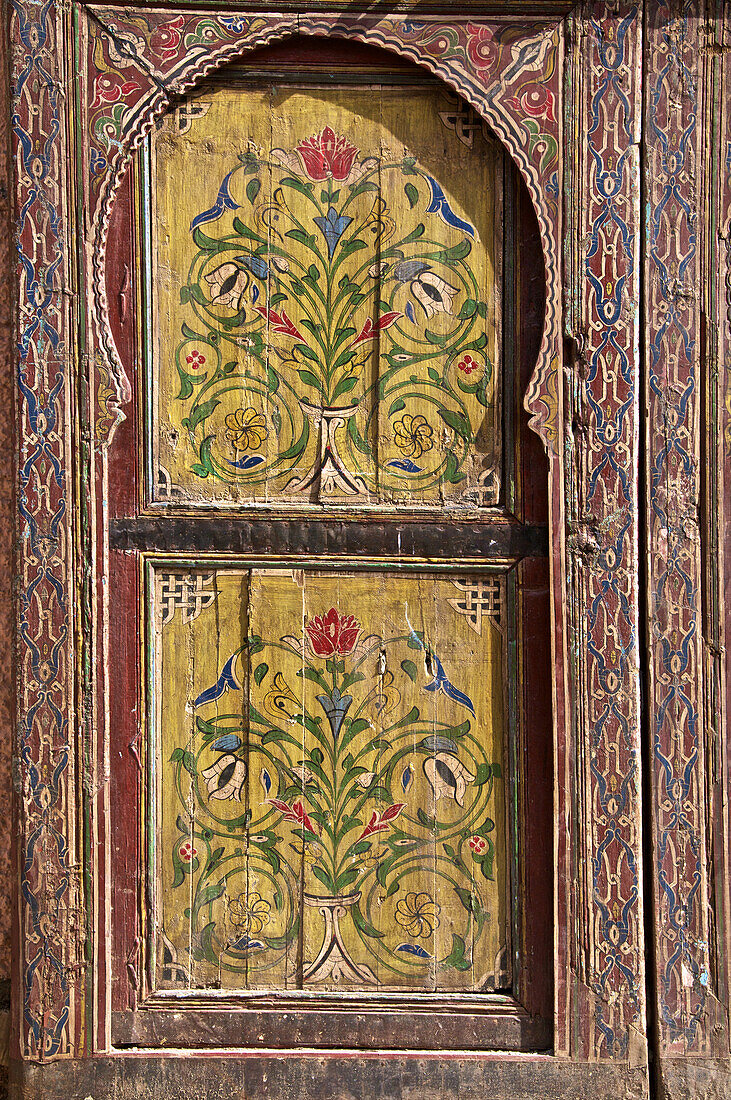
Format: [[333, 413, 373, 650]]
[[107, 39, 551, 1047]]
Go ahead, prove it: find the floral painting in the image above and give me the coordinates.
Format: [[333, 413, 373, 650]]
[[149, 83, 502, 506], [155, 569, 509, 992]]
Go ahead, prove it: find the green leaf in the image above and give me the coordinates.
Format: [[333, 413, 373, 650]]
[[400, 659, 418, 682], [280, 176, 314, 196], [407, 632, 425, 650], [336, 868, 360, 892], [246, 178, 261, 204], [349, 840, 372, 856], [437, 239, 472, 262], [385, 881, 400, 898], [179, 285, 191, 305], [401, 157, 417, 175], [404, 182, 419, 208], [417, 809, 437, 832], [492, 762, 502, 778], [182, 396, 220, 433], [231, 217, 263, 243], [206, 846, 225, 873], [348, 718, 370, 737], [331, 374, 358, 401], [311, 865, 335, 893], [297, 369, 324, 393], [457, 298, 477, 320], [425, 329, 448, 347], [296, 344, 319, 363], [403, 223, 425, 243], [388, 397, 406, 416], [286, 227, 316, 247], [351, 904, 385, 939], [427, 366, 441, 382], [254, 662, 268, 686], [266, 366, 280, 394], [474, 763, 492, 786], [443, 451, 467, 484], [340, 669, 366, 692], [196, 921, 219, 965], [307, 263, 320, 282], [197, 881, 226, 910], [443, 933, 471, 971], [310, 747, 325, 765], [347, 416, 372, 457]]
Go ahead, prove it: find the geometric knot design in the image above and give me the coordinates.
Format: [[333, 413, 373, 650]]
[[156, 98, 212, 136], [160, 572, 218, 625], [447, 578, 501, 634], [438, 95, 489, 149]]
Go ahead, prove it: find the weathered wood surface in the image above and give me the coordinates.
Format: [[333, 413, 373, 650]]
[[8, 0, 731, 1097]]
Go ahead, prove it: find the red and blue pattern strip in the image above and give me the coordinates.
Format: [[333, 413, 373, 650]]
[[575, 3, 644, 1056], [645, 0, 709, 1050], [11, 0, 78, 1059]]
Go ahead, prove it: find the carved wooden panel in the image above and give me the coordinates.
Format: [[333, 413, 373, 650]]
[[146, 80, 503, 508], [152, 567, 508, 993]]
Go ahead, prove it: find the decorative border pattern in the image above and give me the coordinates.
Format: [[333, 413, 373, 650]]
[[11, 0, 79, 1060], [565, 2, 644, 1059], [644, 0, 709, 1052]]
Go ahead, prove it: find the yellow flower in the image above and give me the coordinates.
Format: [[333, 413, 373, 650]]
[[229, 891, 271, 934], [393, 414, 434, 460], [225, 407, 268, 450], [394, 891, 440, 938]]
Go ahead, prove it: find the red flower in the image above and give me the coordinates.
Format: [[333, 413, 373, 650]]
[[254, 306, 304, 341], [351, 312, 403, 346], [150, 15, 184, 61], [186, 349, 206, 369], [179, 841, 197, 862], [457, 354, 479, 375], [306, 608, 361, 657], [469, 835, 487, 854], [268, 798, 317, 835], [508, 84, 556, 124], [359, 803, 406, 841], [465, 24, 498, 70], [296, 127, 359, 181]]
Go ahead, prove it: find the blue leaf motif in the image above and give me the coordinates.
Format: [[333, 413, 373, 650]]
[[212, 735, 242, 753], [237, 254, 269, 279], [425, 176, 474, 238], [227, 454, 265, 470], [396, 943, 432, 959], [419, 735, 459, 753], [405, 301, 416, 324], [190, 169, 240, 231], [260, 768, 272, 796], [313, 207, 353, 258], [194, 653, 241, 707], [405, 623, 475, 717], [401, 766, 413, 792], [229, 936, 265, 953], [387, 458, 423, 474]]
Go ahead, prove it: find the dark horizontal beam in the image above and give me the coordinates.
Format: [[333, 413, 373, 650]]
[[110, 517, 548, 559]]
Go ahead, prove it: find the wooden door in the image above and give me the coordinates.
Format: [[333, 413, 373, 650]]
[[106, 38, 551, 1051]]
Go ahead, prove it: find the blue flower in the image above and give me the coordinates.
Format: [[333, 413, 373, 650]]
[[313, 206, 353, 258], [316, 685, 353, 738]]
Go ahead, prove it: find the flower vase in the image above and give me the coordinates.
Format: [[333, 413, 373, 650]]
[[285, 402, 369, 500], [302, 890, 377, 986]]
